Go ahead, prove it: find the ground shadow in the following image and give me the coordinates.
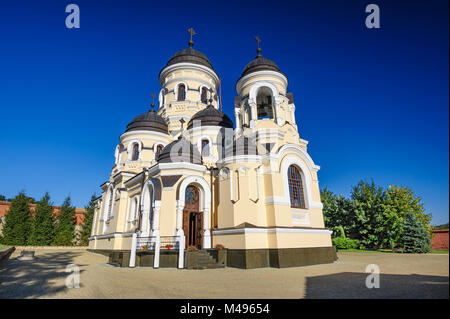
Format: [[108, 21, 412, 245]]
[[0, 250, 86, 299], [305, 272, 449, 299]]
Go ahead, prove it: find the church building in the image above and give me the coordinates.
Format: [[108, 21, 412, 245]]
[[88, 32, 337, 269]]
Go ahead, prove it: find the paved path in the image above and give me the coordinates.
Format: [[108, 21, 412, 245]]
[[0, 249, 448, 299]]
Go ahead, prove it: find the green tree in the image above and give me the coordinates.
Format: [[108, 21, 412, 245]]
[[0, 195, 6, 201], [79, 193, 97, 246], [53, 196, 76, 246], [0, 191, 33, 245], [400, 212, 432, 253], [351, 179, 386, 249], [28, 192, 55, 246], [321, 188, 357, 238], [383, 185, 431, 249]]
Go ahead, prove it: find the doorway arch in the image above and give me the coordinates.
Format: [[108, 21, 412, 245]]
[[176, 176, 211, 249]]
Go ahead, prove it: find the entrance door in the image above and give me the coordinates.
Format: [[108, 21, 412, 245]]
[[183, 185, 203, 249]]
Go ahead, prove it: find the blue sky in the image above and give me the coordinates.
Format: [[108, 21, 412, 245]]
[[0, 0, 448, 225]]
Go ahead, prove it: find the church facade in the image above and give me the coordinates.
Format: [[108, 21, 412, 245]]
[[88, 36, 337, 269]]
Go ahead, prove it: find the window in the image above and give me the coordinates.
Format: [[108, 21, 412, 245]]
[[132, 143, 140, 161], [288, 165, 306, 208], [201, 139, 210, 157], [201, 87, 208, 104], [178, 84, 186, 101], [155, 144, 163, 161], [256, 87, 274, 119]]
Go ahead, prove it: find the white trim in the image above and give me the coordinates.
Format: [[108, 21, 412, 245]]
[[159, 62, 220, 87], [120, 130, 170, 141], [89, 232, 134, 240], [198, 85, 211, 103], [212, 227, 332, 236], [174, 81, 188, 101], [196, 135, 212, 156], [127, 139, 143, 161], [177, 175, 212, 249], [236, 71, 288, 94], [281, 156, 313, 210], [153, 142, 166, 162]]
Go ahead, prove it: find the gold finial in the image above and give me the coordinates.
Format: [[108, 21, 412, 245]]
[[255, 36, 262, 57], [150, 93, 156, 110], [188, 28, 196, 48]]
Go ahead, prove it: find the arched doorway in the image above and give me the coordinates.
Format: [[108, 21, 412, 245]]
[[182, 184, 203, 249]]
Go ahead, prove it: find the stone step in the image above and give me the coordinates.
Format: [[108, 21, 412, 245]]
[[192, 263, 226, 270]]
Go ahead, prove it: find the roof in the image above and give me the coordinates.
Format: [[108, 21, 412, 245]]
[[187, 104, 234, 129], [125, 107, 169, 134], [157, 137, 202, 164], [165, 47, 214, 70]]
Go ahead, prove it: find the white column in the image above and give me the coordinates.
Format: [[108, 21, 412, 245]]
[[153, 235, 160, 268], [178, 235, 185, 268], [129, 232, 137, 267], [152, 201, 161, 237], [274, 97, 283, 126], [234, 109, 241, 130], [290, 104, 296, 125], [203, 208, 211, 249], [176, 200, 185, 268], [248, 99, 257, 128], [176, 201, 184, 237]]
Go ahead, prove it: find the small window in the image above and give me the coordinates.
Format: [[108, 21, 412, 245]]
[[155, 144, 163, 161], [178, 84, 186, 101], [201, 139, 210, 156], [201, 87, 208, 104], [288, 165, 306, 208], [132, 144, 140, 161]]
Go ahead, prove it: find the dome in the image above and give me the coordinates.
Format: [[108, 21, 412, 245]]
[[187, 104, 234, 129], [241, 56, 281, 78], [165, 47, 214, 70], [125, 107, 169, 134], [158, 137, 202, 164]]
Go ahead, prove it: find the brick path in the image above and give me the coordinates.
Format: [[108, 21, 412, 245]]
[[0, 249, 448, 299]]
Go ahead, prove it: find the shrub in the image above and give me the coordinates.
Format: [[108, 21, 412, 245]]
[[187, 245, 197, 251], [215, 244, 225, 250], [332, 237, 360, 250]]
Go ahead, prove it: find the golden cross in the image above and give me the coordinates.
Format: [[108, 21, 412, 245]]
[[188, 28, 196, 47], [150, 93, 156, 110], [255, 36, 262, 57]]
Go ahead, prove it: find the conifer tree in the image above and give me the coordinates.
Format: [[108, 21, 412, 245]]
[[400, 212, 432, 253], [79, 193, 97, 246], [28, 192, 55, 246], [0, 191, 32, 245], [53, 196, 76, 246]]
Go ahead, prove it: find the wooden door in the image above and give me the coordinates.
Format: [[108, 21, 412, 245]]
[[183, 185, 203, 249]]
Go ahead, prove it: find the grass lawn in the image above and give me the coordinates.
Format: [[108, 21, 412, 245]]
[[338, 249, 393, 253], [338, 248, 449, 254], [0, 244, 9, 250], [430, 250, 449, 254]]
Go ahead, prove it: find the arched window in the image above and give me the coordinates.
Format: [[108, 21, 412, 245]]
[[201, 87, 208, 104], [201, 139, 210, 156], [178, 84, 186, 101], [288, 165, 306, 208], [256, 88, 274, 119], [155, 144, 163, 161], [132, 143, 140, 161]]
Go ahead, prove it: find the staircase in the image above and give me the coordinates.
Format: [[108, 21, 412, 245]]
[[187, 250, 225, 270]]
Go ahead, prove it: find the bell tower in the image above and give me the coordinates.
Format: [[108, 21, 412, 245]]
[[158, 28, 221, 136]]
